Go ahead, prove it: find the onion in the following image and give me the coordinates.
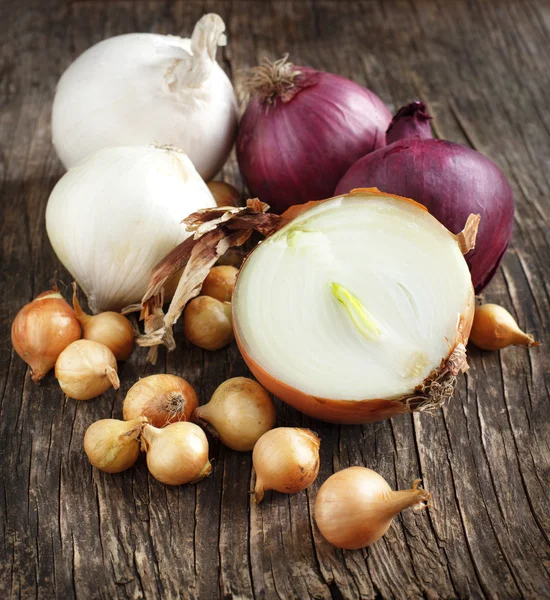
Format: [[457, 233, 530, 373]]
[[183, 296, 234, 351], [236, 55, 391, 212], [11, 289, 81, 382], [72, 284, 134, 360], [201, 265, 238, 302], [335, 102, 515, 292], [314, 467, 431, 549], [83, 417, 147, 474], [141, 422, 212, 485], [123, 374, 198, 428], [46, 145, 216, 313], [469, 303, 540, 351], [52, 14, 237, 179], [207, 181, 240, 208], [232, 189, 477, 424], [55, 339, 120, 401], [252, 428, 320, 502], [193, 377, 276, 451]]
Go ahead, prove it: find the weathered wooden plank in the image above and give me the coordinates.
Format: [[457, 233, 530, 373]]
[[0, 0, 549, 599]]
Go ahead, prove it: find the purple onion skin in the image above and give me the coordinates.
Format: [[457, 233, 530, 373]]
[[335, 137, 515, 292], [237, 67, 392, 213]]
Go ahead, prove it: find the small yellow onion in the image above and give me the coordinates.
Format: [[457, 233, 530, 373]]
[[123, 374, 198, 428], [314, 467, 431, 550], [201, 265, 238, 302], [83, 416, 147, 473], [72, 283, 134, 360], [183, 296, 233, 351], [193, 377, 276, 451], [469, 303, 541, 351], [252, 427, 320, 502], [207, 181, 240, 208], [11, 289, 81, 382], [55, 339, 120, 400], [140, 422, 212, 485]]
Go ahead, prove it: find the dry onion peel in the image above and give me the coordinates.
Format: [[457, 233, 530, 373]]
[[132, 200, 281, 360]]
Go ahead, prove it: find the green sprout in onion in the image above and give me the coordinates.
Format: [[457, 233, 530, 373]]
[[331, 283, 381, 340]]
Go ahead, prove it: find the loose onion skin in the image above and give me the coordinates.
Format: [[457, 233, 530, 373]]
[[335, 102, 515, 292], [11, 289, 81, 382], [233, 189, 475, 424], [123, 374, 198, 428], [237, 56, 391, 212]]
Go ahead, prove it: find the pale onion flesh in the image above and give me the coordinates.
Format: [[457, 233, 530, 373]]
[[233, 193, 473, 405], [52, 14, 238, 179], [46, 145, 216, 313]]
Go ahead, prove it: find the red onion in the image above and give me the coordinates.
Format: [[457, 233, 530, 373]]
[[236, 55, 392, 213], [335, 102, 515, 292]]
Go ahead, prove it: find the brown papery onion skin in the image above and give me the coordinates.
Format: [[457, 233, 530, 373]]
[[123, 374, 198, 428], [233, 188, 475, 424]]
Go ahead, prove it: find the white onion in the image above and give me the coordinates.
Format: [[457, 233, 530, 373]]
[[46, 145, 216, 313], [52, 14, 237, 179], [233, 191, 475, 423]]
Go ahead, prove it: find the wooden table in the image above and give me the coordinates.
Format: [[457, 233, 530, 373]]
[[2, 1, 549, 598]]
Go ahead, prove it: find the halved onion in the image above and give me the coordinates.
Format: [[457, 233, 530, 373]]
[[232, 190, 477, 424]]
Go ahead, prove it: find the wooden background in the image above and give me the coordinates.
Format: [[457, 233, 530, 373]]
[[1, 0, 549, 598]]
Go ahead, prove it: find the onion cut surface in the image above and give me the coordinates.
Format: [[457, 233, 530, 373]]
[[233, 191, 475, 423]]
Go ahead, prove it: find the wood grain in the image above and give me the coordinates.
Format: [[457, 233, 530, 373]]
[[1, 0, 549, 598]]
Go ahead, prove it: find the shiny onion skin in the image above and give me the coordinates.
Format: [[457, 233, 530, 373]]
[[335, 102, 514, 292], [11, 289, 81, 382], [237, 57, 391, 213], [232, 189, 475, 424]]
